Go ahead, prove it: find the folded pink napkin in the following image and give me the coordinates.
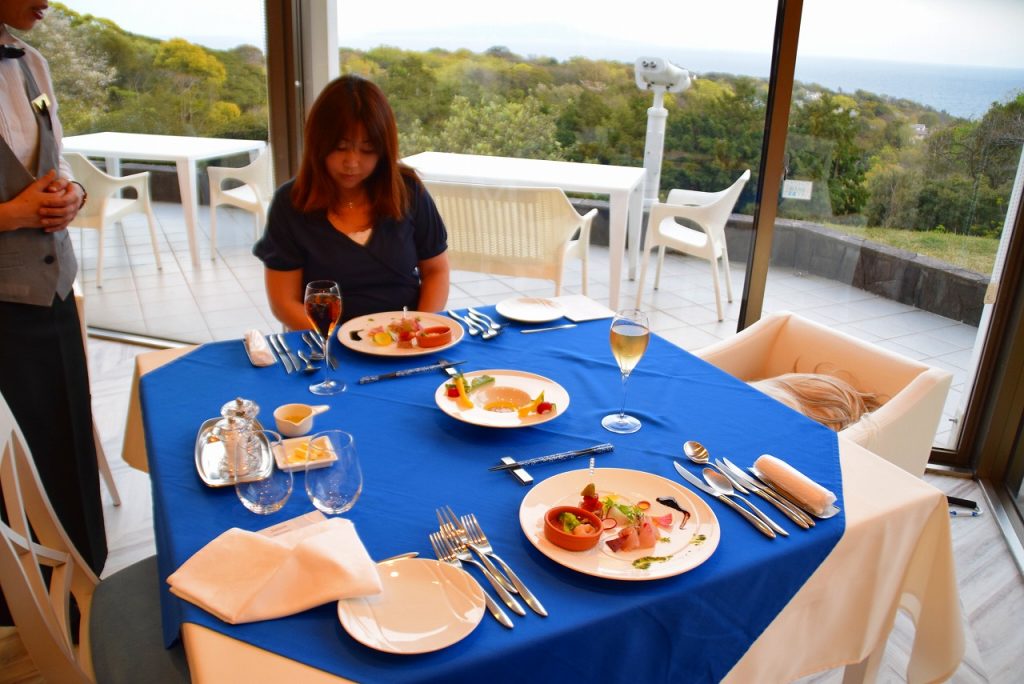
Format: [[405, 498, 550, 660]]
[[755, 454, 836, 516], [167, 517, 382, 624]]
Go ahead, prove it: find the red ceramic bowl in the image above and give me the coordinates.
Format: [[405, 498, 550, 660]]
[[417, 325, 453, 348], [544, 506, 602, 552]]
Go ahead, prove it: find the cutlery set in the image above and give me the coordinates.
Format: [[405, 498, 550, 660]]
[[431, 505, 546, 628], [447, 309, 503, 339], [673, 450, 824, 539], [265, 331, 337, 375]]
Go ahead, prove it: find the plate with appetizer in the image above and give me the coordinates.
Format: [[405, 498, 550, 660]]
[[519, 467, 720, 580], [337, 557, 485, 654], [494, 297, 565, 323], [338, 311, 464, 357], [434, 369, 570, 428]]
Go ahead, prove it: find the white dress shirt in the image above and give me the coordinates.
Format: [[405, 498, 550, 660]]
[[0, 24, 71, 178]]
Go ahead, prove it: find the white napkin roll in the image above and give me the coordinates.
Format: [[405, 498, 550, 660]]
[[755, 454, 836, 516], [244, 329, 276, 367], [167, 517, 382, 624]]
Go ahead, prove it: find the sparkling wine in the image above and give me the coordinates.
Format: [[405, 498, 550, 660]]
[[610, 322, 649, 375], [305, 293, 341, 337]]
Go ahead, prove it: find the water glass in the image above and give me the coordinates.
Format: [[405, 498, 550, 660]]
[[305, 430, 362, 515], [234, 430, 294, 514]]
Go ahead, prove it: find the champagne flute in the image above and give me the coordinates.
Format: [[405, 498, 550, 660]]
[[304, 280, 345, 395], [602, 309, 650, 434]]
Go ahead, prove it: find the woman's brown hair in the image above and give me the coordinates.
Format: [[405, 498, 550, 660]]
[[291, 75, 415, 219]]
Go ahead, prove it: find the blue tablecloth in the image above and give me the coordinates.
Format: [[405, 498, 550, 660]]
[[140, 308, 844, 683]]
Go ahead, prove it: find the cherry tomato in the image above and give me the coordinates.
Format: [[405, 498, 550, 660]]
[[536, 401, 554, 414], [446, 385, 460, 398]]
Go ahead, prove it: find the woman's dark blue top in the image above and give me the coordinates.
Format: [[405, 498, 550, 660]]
[[253, 177, 447, 323]]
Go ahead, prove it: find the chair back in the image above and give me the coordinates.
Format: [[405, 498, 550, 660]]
[[423, 180, 590, 291], [663, 169, 750, 241], [0, 390, 99, 683], [63, 153, 114, 222], [210, 145, 273, 205], [695, 310, 953, 476]]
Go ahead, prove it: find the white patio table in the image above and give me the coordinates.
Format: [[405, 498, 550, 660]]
[[403, 151, 646, 310], [63, 132, 266, 267]]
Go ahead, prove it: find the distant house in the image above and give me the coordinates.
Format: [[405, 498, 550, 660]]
[[911, 123, 928, 140]]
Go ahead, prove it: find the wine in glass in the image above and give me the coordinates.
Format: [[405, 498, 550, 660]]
[[602, 309, 650, 434], [304, 280, 345, 395]]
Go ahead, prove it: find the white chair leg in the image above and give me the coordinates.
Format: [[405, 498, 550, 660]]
[[654, 245, 666, 291], [579, 246, 589, 297], [709, 258, 724, 321], [721, 245, 734, 303], [635, 246, 651, 309], [95, 226, 105, 288], [210, 203, 219, 261], [93, 419, 121, 506], [144, 205, 162, 272]]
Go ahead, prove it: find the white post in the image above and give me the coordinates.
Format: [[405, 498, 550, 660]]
[[301, 0, 339, 112], [642, 86, 668, 209]]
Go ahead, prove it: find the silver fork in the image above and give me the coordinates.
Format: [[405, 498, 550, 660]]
[[467, 308, 504, 335], [429, 532, 513, 629], [461, 513, 547, 616], [308, 330, 338, 370], [436, 506, 514, 591], [301, 331, 324, 361]]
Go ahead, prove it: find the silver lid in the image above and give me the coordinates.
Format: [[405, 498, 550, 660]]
[[220, 397, 259, 420]]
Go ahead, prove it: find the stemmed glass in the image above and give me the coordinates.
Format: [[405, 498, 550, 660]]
[[602, 309, 650, 434], [304, 280, 345, 395], [305, 430, 363, 515]]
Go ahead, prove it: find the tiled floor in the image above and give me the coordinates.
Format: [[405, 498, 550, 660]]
[[73, 200, 980, 448]]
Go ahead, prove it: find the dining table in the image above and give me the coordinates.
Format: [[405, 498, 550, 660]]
[[402, 151, 646, 310], [62, 132, 267, 267], [132, 303, 963, 683]]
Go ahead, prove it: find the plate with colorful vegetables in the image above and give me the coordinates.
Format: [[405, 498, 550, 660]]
[[338, 311, 464, 357], [434, 369, 570, 428], [519, 468, 720, 580]]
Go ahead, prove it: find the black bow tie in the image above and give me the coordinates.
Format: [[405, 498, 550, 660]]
[[0, 45, 26, 60]]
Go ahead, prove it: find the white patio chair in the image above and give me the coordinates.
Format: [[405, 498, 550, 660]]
[[635, 170, 750, 320], [424, 180, 597, 295], [694, 310, 953, 477], [208, 146, 272, 258], [0, 389, 188, 683], [64, 153, 162, 287]]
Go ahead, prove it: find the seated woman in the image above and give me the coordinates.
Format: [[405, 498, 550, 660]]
[[254, 75, 450, 328], [751, 373, 883, 432]]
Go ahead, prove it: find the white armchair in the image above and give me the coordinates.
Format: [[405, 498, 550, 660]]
[[207, 146, 272, 258], [694, 310, 953, 477], [635, 170, 750, 320], [64, 153, 162, 287], [423, 180, 596, 295]]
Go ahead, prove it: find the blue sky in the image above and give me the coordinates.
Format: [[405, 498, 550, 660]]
[[60, 0, 1024, 70]]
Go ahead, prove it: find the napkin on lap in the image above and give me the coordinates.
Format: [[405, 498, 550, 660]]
[[167, 517, 382, 624], [244, 329, 276, 366], [755, 454, 836, 516]]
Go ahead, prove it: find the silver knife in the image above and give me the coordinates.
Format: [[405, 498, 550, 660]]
[[720, 458, 814, 528], [521, 323, 576, 334], [275, 334, 303, 373], [673, 461, 776, 538], [265, 334, 294, 374]]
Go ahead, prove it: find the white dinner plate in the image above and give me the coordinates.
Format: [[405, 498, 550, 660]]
[[434, 369, 570, 428], [337, 311, 464, 357], [494, 297, 565, 323], [337, 557, 485, 654], [519, 467, 720, 580]]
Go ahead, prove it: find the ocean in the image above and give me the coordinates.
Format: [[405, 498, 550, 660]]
[[669, 50, 1024, 120]]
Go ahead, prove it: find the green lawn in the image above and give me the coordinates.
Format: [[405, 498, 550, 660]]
[[824, 224, 998, 276]]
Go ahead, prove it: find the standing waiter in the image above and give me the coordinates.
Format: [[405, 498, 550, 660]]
[[0, 0, 107, 616]]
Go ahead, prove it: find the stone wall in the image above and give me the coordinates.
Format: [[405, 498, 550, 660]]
[[573, 199, 988, 326]]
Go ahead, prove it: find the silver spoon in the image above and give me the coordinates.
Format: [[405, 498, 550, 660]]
[[447, 309, 482, 336], [467, 308, 504, 334], [683, 440, 750, 494], [296, 349, 320, 373], [302, 331, 324, 360], [703, 468, 788, 537]]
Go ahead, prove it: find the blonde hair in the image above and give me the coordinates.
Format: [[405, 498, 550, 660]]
[[751, 373, 883, 432]]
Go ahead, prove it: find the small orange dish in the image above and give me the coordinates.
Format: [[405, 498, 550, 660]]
[[416, 325, 452, 348], [543, 506, 602, 552]]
